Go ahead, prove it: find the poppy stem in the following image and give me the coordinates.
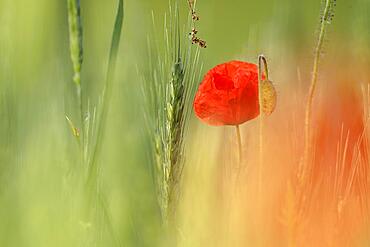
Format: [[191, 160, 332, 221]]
[[257, 55, 269, 195], [235, 125, 242, 165], [258, 55, 269, 80]]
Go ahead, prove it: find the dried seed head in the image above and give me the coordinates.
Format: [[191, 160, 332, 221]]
[[198, 40, 207, 48], [187, 0, 207, 48], [192, 13, 200, 21], [260, 80, 277, 115]]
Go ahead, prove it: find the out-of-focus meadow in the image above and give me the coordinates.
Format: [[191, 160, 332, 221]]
[[0, 0, 369, 246]]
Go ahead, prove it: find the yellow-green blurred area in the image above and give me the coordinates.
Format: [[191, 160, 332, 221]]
[[0, 0, 369, 246]]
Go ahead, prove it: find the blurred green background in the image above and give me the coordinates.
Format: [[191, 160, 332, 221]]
[[0, 0, 369, 246]]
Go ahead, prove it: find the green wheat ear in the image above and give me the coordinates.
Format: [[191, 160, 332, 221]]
[[67, 0, 83, 86], [301, 0, 337, 184], [67, 0, 84, 147], [142, 0, 202, 225]]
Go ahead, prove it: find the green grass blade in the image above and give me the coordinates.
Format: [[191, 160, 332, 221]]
[[87, 0, 124, 185]]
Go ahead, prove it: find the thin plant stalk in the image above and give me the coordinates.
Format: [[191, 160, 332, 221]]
[[258, 55, 269, 194], [235, 125, 242, 165], [301, 0, 335, 184], [234, 124, 243, 188]]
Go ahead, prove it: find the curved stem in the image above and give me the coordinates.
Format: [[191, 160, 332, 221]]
[[257, 55, 269, 195], [258, 55, 269, 81], [301, 0, 332, 184]]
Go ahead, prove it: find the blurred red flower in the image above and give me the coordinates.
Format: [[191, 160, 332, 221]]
[[193, 60, 260, 126]]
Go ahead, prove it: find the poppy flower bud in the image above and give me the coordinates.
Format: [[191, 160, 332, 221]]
[[260, 80, 277, 115]]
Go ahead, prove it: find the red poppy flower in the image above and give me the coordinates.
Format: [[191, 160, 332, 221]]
[[193, 60, 261, 126]]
